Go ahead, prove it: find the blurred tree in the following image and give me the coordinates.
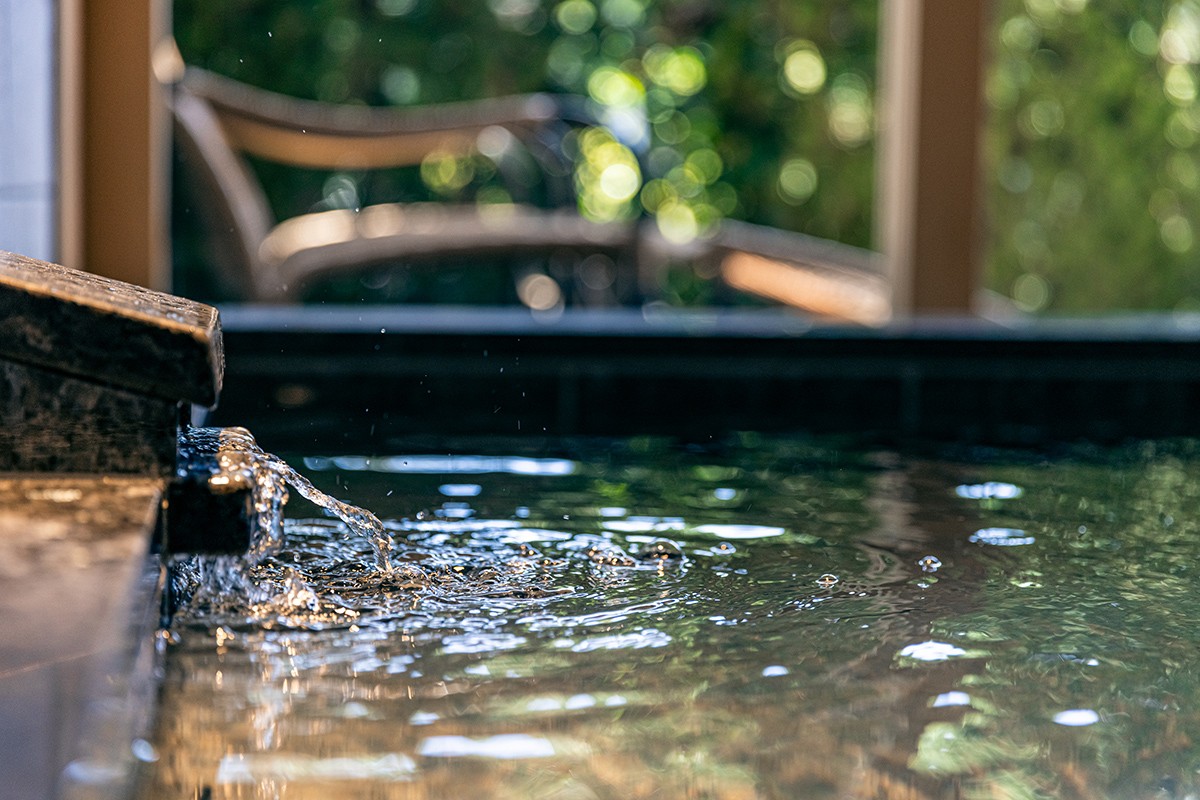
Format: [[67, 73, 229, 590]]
[[985, 0, 1200, 313], [175, 0, 1200, 312]]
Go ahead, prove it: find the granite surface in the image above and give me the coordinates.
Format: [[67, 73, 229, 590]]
[[0, 250, 223, 408], [0, 360, 179, 475], [0, 476, 163, 800]]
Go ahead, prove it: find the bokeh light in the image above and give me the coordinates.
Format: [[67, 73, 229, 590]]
[[826, 73, 872, 147], [598, 0, 645, 29], [421, 150, 476, 195], [655, 197, 699, 244], [575, 127, 642, 221], [517, 272, 564, 310], [643, 45, 706, 97], [554, 0, 596, 35], [587, 66, 645, 108], [1012, 272, 1052, 312], [781, 42, 826, 96], [380, 64, 419, 104], [778, 159, 818, 204]]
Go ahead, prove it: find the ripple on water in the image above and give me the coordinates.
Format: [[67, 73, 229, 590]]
[[143, 438, 1200, 800]]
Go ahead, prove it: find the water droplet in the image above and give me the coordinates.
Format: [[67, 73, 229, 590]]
[[639, 539, 683, 561], [932, 691, 971, 708], [280, 567, 320, 612], [131, 738, 158, 762], [816, 573, 839, 588], [899, 641, 968, 662], [918, 555, 942, 572], [970, 528, 1035, 547], [1053, 708, 1100, 727], [587, 545, 636, 567], [955, 482, 1023, 500]]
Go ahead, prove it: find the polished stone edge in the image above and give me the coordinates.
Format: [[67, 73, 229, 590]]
[[0, 360, 179, 476], [216, 302, 1200, 341], [58, 554, 164, 800], [0, 476, 164, 800], [0, 251, 223, 407]]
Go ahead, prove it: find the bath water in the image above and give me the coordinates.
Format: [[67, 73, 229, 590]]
[[137, 435, 1200, 799]]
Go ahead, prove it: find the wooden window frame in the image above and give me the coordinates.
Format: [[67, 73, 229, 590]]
[[58, 0, 170, 290], [876, 0, 987, 315]]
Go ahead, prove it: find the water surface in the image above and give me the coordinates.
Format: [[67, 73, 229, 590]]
[[138, 436, 1200, 799]]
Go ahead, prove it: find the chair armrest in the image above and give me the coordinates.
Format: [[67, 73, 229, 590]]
[[707, 219, 890, 325], [181, 68, 596, 171], [256, 203, 636, 302]]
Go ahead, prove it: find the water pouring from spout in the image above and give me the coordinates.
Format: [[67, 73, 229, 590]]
[[186, 426, 394, 572]]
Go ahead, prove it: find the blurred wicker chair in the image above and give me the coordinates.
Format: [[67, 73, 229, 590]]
[[171, 66, 890, 322], [171, 67, 642, 304]]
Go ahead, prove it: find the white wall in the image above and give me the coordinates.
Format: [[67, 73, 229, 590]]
[[0, 0, 56, 262]]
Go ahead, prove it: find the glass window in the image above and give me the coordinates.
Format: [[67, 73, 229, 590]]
[[171, 0, 879, 312]]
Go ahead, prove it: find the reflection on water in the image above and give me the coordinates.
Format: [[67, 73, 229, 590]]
[[138, 437, 1200, 799]]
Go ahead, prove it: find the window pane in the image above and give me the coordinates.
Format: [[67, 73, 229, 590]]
[[172, 0, 878, 311]]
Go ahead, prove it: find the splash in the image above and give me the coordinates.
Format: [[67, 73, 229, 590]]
[[202, 426, 394, 572], [168, 429, 598, 629], [170, 427, 397, 626]]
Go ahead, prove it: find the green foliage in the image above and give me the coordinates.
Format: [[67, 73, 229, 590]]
[[985, 0, 1200, 312], [173, 0, 878, 303], [175, 0, 1200, 311]]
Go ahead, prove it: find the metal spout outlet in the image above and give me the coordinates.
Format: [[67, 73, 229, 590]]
[[164, 426, 259, 556]]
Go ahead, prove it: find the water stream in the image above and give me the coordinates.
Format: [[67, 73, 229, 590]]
[[171, 427, 397, 623], [210, 426, 394, 571]]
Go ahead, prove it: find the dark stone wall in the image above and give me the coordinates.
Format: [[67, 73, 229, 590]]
[[0, 360, 179, 475]]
